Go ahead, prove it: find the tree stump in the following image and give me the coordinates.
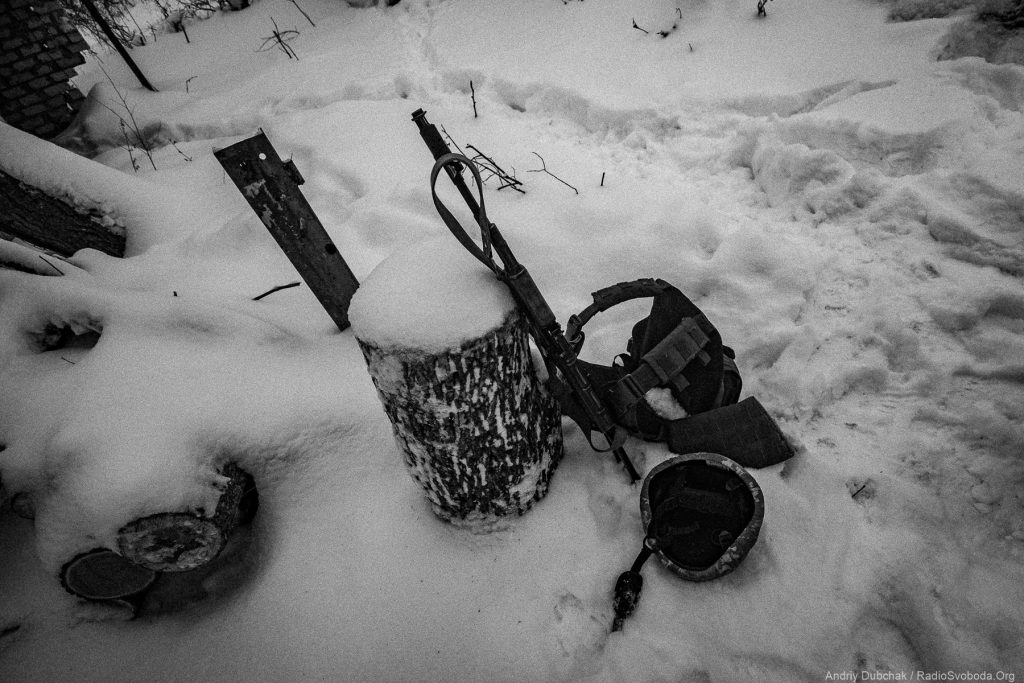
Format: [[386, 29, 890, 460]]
[[350, 237, 563, 527]]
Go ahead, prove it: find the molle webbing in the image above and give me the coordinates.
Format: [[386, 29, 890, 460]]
[[611, 314, 714, 418]]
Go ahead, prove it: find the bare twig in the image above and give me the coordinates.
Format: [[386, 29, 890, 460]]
[[253, 281, 301, 301], [169, 11, 191, 42], [528, 152, 578, 195], [465, 144, 524, 194], [440, 125, 468, 158], [470, 80, 478, 118], [288, 0, 316, 27], [125, 7, 147, 45], [635, 10, 680, 39], [185, 75, 197, 93], [172, 140, 193, 162], [38, 256, 64, 276], [97, 61, 157, 171], [257, 18, 300, 59], [600, 171, 605, 187], [118, 120, 140, 171]]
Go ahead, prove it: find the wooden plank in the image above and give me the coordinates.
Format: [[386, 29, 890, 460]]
[[0, 169, 125, 258], [215, 133, 359, 332]]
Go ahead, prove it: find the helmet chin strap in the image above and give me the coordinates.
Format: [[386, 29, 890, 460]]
[[611, 535, 657, 632]]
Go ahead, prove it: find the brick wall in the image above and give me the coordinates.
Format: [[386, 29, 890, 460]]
[[0, 0, 89, 139]]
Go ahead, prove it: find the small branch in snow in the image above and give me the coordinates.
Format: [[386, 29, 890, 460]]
[[257, 18, 300, 60], [38, 256, 64, 276], [185, 76, 197, 93], [252, 281, 301, 301], [96, 61, 157, 171], [600, 172, 605, 187], [172, 141, 193, 162], [527, 152, 578, 195], [288, 0, 316, 27], [465, 145, 524, 194], [125, 7, 147, 45], [470, 80, 478, 118], [120, 121, 140, 171], [634, 11, 680, 39], [440, 126, 467, 158], [169, 12, 191, 43]]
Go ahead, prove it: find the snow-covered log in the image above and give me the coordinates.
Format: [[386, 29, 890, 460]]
[[116, 463, 257, 572], [0, 168, 125, 258], [59, 464, 257, 601], [350, 237, 563, 526]]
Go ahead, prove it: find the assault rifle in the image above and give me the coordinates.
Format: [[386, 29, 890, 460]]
[[412, 109, 640, 483]]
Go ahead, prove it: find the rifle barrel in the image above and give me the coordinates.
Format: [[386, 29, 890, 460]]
[[412, 109, 482, 216]]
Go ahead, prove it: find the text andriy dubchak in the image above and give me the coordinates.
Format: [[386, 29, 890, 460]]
[[825, 672, 1016, 682]]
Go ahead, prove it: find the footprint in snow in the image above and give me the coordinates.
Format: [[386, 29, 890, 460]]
[[850, 612, 922, 674], [552, 591, 609, 659]]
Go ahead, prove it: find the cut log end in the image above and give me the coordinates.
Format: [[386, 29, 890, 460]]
[[60, 548, 156, 601], [11, 492, 36, 520], [117, 513, 226, 572], [116, 463, 256, 572], [59, 464, 258, 604]]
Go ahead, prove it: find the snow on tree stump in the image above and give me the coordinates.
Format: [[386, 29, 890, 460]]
[[349, 237, 563, 526]]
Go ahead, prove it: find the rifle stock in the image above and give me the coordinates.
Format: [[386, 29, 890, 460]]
[[412, 109, 639, 482]]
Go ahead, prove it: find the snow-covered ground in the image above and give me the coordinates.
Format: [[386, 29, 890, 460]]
[[1, 0, 1023, 680]]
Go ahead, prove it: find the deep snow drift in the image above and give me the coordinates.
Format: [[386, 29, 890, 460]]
[[1, 0, 1023, 681]]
